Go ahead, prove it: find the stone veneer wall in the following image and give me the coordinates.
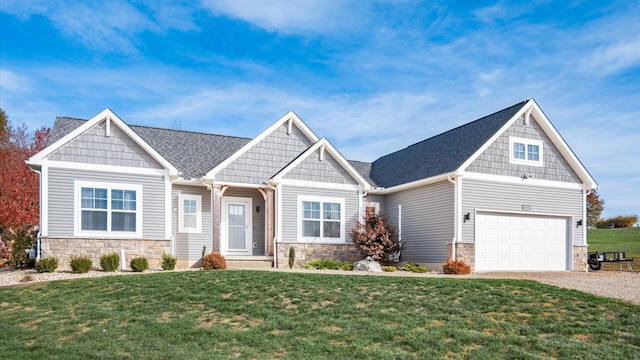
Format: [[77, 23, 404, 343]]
[[41, 237, 170, 270], [447, 243, 476, 272], [277, 243, 361, 268], [573, 245, 588, 272]]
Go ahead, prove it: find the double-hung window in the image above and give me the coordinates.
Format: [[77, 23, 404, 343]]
[[299, 196, 345, 242], [75, 181, 142, 237], [509, 137, 543, 166], [178, 194, 202, 233]]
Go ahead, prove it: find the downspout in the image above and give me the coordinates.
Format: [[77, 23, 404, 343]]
[[447, 175, 457, 260], [265, 182, 279, 268], [29, 166, 42, 261]]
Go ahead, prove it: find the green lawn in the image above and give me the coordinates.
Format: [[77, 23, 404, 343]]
[[588, 227, 640, 270], [1, 271, 638, 359]]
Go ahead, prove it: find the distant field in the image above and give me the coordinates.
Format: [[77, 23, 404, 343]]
[[588, 227, 640, 271]]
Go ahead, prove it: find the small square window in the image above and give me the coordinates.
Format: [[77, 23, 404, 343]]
[[509, 137, 543, 167]]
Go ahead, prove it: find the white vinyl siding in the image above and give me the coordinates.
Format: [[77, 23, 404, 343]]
[[74, 180, 143, 238]]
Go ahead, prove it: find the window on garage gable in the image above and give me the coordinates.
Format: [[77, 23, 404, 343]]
[[509, 137, 543, 166]]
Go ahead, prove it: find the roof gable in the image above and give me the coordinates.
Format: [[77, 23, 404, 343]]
[[28, 109, 179, 176], [271, 138, 372, 188], [206, 111, 320, 180]]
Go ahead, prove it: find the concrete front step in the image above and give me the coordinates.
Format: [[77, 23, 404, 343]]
[[226, 260, 274, 269]]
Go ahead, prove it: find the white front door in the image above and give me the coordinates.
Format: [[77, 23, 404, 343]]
[[222, 197, 253, 256]]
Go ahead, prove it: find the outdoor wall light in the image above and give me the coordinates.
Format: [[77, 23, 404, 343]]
[[256, 206, 260, 213], [577, 219, 583, 227], [463, 213, 471, 222]]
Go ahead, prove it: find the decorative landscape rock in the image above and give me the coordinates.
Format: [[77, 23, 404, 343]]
[[353, 257, 383, 273]]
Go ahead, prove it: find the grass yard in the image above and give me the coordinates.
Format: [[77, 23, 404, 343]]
[[588, 227, 640, 271], [1, 271, 639, 359]]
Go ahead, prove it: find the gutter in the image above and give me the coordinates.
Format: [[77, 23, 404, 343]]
[[447, 175, 458, 261]]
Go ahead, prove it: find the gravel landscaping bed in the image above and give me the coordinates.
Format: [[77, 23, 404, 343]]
[[1, 267, 638, 305]]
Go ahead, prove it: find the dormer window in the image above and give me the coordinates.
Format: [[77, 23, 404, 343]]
[[509, 137, 543, 166]]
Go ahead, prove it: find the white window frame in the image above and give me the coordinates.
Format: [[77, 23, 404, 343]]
[[509, 137, 543, 167], [74, 180, 143, 238], [298, 196, 346, 243], [178, 193, 202, 233]]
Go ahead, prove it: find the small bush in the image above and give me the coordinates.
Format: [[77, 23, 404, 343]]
[[401, 262, 428, 273], [35, 257, 58, 273], [130, 257, 149, 272], [70, 255, 92, 274], [203, 252, 227, 270], [5, 229, 36, 268], [20, 274, 34, 282], [162, 253, 177, 271], [0, 239, 12, 265], [442, 258, 471, 275], [100, 253, 120, 272], [381, 265, 397, 272], [288, 247, 295, 269], [303, 259, 353, 270]]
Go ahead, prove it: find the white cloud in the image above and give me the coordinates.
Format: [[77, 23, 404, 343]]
[[200, 0, 365, 34], [0, 69, 30, 92], [582, 37, 640, 76]]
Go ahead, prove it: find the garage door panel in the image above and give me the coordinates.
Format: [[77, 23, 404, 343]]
[[475, 212, 569, 271]]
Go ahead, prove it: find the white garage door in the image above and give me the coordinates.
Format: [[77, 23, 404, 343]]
[[475, 212, 569, 271]]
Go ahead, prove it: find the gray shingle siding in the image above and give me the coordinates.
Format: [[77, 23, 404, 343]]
[[284, 150, 359, 185], [47, 167, 166, 240], [466, 115, 582, 183], [216, 123, 314, 184], [461, 178, 584, 246], [280, 186, 359, 243], [48, 120, 162, 169], [172, 185, 212, 261], [384, 181, 454, 263]]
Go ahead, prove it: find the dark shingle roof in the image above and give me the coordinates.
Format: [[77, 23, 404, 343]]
[[348, 160, 377, 187], [49, 117, 251, 178], [369, 101, 528, 188]]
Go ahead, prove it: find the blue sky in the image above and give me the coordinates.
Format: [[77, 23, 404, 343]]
[[1, 0, 638, 218]]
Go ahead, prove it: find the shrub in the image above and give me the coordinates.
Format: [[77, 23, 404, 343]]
[[162, 253, 177, 271], [288, 247, 295, 269], [594, 215, 638, 228], [442, 258, 471, 275], [303, 259, 353, 270], [130, 257, 149, 272], [350, 207, 400, 261], [203, 252, 227, 270], [100, 253, 120, 272], [381, 265, 397, 272], [4, 229, 36, 268], [35, 257, 58, 273], [20, 274, 34, 283], [401, 262, 428, 273], [0, 238, 12, 265], [70, 255, 92, 274]]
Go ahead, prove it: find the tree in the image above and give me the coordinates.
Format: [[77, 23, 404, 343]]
[[350, 207, 400, 261], [586, 190, 604, 228], [0, 108, 51, 231]]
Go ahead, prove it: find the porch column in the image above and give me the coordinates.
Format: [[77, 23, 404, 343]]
[[212, 186, 222, 252], [265, 189, 275, 256]]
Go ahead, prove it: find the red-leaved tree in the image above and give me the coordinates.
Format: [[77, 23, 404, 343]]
[[0, 108, 51, 231], [350, 207, 400, 261]]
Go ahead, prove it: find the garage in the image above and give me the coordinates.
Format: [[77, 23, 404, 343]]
[[475, 212, 570, 271]]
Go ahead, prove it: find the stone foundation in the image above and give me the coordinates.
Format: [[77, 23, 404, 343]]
[[447, 242, 476, 272], [573, 245, 588, 272], [41, 237, 170, 270], [277, 243, 361, 268]]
